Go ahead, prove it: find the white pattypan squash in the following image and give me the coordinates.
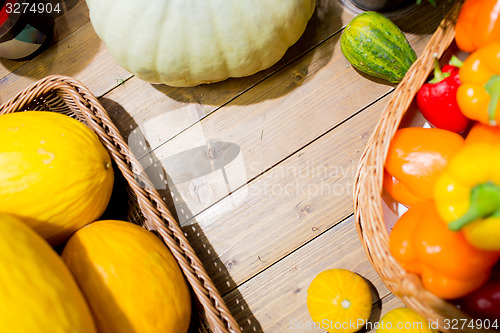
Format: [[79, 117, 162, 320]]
[[86, 0, 315, 87]]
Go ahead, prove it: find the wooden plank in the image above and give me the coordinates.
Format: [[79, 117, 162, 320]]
[[0, 22, 132, 104], [0, 0, 90, 79], [180, 92, 387, 297], [100, 0, 358, 141], [222, 214, 404, 333], [133, 0, 449, 229]]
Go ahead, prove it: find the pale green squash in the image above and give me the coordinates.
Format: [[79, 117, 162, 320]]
[[86, 0, 316, 87]]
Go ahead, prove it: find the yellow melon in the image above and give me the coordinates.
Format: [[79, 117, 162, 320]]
[[0, 111, 114, 244], [0, 213, 96, 333], [61, 220, 192, 333]]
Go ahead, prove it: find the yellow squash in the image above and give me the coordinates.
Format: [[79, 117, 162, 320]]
[[376, 308, 437, 333], [0, 213, 96, 333], [307, 268, 372, 333], [0, 111, 114, 245], [62, 220, 192, 333]]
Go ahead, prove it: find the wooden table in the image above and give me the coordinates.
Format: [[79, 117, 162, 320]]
[[0, 1, 455, 331]]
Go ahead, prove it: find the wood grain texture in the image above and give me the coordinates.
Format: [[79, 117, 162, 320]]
[[179, 92, 388, 297]]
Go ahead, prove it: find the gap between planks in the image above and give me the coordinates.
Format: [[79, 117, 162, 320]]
[[221, 213, 403, 332], [183, 92, 392, 298]]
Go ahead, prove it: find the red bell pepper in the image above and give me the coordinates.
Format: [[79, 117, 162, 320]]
[[457, 267, 500, 322], [416, 57, 471, 133]]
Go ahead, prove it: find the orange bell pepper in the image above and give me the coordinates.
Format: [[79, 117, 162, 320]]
[[456, 43, 500, 126], [384, 127, 464, 206], [465, 122, 500, 145], [455, 0, 500, 53], [389, 201, 500, 299], [383, 170, 424, 206]]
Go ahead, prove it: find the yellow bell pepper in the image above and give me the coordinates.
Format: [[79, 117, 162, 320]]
[[457, 42, 500, 126], [434, 125, 500, 251]]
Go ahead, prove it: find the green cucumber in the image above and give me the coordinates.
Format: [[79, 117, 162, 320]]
[[340, 11, 417, 84]]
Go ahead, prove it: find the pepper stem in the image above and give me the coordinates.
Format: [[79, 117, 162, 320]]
[[449, 55, 463, 68], [484, 75, 500, 126], [449, 182, 500, 231], [429, 58, 451, 84]]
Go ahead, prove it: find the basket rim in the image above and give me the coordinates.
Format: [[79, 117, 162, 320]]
[[0, 74, 241, 333], [353, 1, 497, 332]]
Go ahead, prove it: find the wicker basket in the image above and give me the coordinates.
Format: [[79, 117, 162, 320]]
[[354, 1, 498, 332], [0, 75, 241, 333]]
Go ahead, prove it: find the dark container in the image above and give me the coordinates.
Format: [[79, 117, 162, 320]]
[[346, 0, 414, 12], [0, 0, 54, 60]]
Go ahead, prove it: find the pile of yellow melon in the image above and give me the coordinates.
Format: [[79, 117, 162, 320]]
[[0, 111, 191, 333]]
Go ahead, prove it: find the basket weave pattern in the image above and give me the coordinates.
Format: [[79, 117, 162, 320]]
[[0, 75, 241, 333], [354, 1, 497, 332]]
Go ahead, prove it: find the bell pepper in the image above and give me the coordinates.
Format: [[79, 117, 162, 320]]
[[416, 56, 470, 133], [384, 127, 464, 206], [457, 266, 500, 322], [456, 42, 500, 126], [389, 201, 500, 299], [465, 122, 500, 145], [434, 130, 500, 251], [383, 170, 424, 207], [455, 0, 500, 53]]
